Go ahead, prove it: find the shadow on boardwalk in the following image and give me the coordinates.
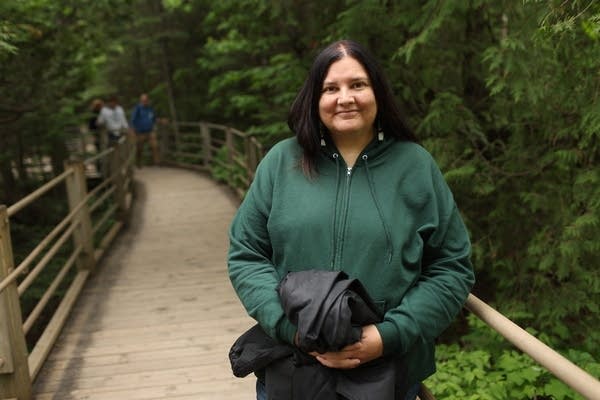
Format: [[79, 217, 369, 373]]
[[33, 167, 255, 400]]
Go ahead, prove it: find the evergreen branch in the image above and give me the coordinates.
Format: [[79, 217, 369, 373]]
[[467, 134, 550, 178]]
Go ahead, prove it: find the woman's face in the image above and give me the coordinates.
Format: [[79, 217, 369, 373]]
[[318, 56, 377, 142]]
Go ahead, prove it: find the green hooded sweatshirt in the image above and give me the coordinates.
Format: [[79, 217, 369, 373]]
[[228, 136, 475, 385]]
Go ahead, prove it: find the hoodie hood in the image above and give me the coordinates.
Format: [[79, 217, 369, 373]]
[[318, 133, 396, 167]]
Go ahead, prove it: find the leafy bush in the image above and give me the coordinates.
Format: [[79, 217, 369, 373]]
[[427, 315, 600, 399]]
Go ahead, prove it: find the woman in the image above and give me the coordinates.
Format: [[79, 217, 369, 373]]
[[88, 98, 104, 150], [228, 40, 475, 399]]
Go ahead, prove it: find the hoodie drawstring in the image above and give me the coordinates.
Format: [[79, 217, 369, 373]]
[[362, 154, 393, 264], [330, 153, 341, 268]]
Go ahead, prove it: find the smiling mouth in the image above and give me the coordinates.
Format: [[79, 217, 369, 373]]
[[336, 110, 359, 116]]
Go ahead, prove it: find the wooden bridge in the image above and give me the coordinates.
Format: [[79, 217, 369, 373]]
[[1, 123, 599, 400], [33, 166, 254, 399]]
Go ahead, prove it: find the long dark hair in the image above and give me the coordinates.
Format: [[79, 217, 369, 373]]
[[287, 39, 417, 176]]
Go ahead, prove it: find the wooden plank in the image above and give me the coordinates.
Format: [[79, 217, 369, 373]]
[[33, 167, 255, 399], [35, 363, 243, 393], [39, 342, 244, 375], [93, 221, 123, 262], [59, 313, 250, 338], [35, 378, 254, 400], [28, 270, 90, 379], [48, 320, 251, 358]]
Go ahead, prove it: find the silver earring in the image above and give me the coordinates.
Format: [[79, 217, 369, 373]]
[[319, 124, 326, 146], [377, 121, 384, 141]]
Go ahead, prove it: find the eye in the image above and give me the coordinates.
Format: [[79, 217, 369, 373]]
[[322, 86, 337, 93], [351, 81, 368, 89]]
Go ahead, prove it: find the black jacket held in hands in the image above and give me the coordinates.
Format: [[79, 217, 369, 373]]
[[229, 270, 411, 399]]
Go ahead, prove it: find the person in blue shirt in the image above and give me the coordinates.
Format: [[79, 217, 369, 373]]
[[131, 93, 160, 167]]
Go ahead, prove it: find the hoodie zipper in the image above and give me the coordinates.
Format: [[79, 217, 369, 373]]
[[331, 165, 353, 270]]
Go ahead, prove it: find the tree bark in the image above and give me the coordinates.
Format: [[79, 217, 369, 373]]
[[154, 0, 179, 141], [160, 38, 179, 131], [0, 159, 19, 205]]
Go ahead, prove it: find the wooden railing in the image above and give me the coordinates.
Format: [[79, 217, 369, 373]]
[[158, 121, 264, 198], [0, 136, 135, 399]]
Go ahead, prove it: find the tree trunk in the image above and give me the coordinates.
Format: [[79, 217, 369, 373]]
[[0, 159, 19, 205], [160, 38, 179, 131], [16, 129, 27, 182], [153, 0, 179, 141]]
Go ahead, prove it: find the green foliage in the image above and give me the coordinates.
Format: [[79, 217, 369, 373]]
[[210, 146, 249, 196], [428, 330, 600, 399], [0, 0, 133, 202], [0, 21, 19, 55], [429, 344, 559, 399], [197, 0, 311, 140], [210, 146, 232, 183]]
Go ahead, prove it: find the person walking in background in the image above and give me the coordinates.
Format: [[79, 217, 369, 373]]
[[227, 40, 475, 399], [131, 93, 160, 167], [85, 98, 105, 176], [96, 95, 129, 146], [87, 98, 104, 151]]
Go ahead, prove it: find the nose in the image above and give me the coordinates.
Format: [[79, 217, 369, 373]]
[[337, 88, 355, 105]]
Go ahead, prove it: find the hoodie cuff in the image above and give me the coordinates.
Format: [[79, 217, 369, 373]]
[[276, 318, 297, 345], [376, 321, 403, 356]]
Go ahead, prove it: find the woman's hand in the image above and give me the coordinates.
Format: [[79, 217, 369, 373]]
[[310, 324, 383, 369]]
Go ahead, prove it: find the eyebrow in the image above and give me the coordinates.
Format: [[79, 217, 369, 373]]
[[322, 76, 369, 85]]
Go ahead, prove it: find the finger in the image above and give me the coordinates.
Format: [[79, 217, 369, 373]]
[[340, 342, 362, 352], [312, 351, 356, 362], [309, 345, 359, 359], [316, 355, 361, 370]]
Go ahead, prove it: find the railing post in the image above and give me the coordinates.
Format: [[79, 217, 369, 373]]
[[158, 123, 168, 163], [201, 123, 212, 168], [251, 138, 259, 172], [64, 159, 95, 271], [99, 129, 109, 178], [110, 141, 127, 222], [173, 120, 180, 154], [244, 136, 251, 171], [225, 127, 234, 167], [244, 136, 255, 187], [0, 205, 33, 400], [129, 134, 135, 179]]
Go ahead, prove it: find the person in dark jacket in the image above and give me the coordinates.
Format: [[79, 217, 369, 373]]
[[130, 93, 159, 167], [227, 39, 475, 399], [87, 98, 103, 148]]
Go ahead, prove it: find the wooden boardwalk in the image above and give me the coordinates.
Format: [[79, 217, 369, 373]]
[[33, 167, 256, 399]]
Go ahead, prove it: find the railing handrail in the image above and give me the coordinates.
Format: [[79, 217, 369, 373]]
[[83, 146, 114, 165], [159, 120, 264, 197], [6, 169, 74, 217], [466, 294, 600, 400], [6, 137, 117, 218]]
